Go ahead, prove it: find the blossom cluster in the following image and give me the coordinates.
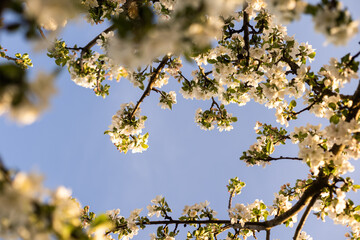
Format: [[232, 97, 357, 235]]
[[105, 102, 149, 153], [147, 195, 171, 218], [291, 121, 360, 176], [311, 178, 360, 239], [265, 0, 306, 23], [83, 0, 126, 24], [311, 1, 359, 46], [158, 91, 177, 110], [195, 105, 237, 132], [180, 69, 220, 101], [106, 0, 243, 68], [182, 200, 217, 220], [179, 10, 316, 129], [297, 231, 313, 240], [0, 169, 84, 240], [228, 199, 272, 239], [48, 38, 127, 98], [0, 69, 56, 125], [240, 123, 288, 166], [23, 0, 83, 30]]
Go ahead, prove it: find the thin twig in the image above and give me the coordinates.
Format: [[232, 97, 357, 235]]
[[261, 156, 303, 162], [95, 66, 102, 92], [3, 55, 17, 62], [129, 55, 170, 119], [211, 97, 221, 110], [152, 88, 167, 98], [78, 24, 116, 71], [247, 23, 259, 34], [293, 101, 317, 116], [179, 71, 190, 82], [82, 25, 116, 52], [37, 27, 47, 40], [228, 189, 235, 215], [347, 48, 360, 67]]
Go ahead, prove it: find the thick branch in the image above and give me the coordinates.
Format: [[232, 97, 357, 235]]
[[330, 80, 360, 156], [242, 6, 250, 66], [281, 56, 300, 73], [349, 80, 360, 121], [111, 175, 328, 234], [253, 174, 328, 230]]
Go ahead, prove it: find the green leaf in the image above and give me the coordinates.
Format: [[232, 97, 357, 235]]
[[266, 141, 274, 154], [330, 115, 340, 124], [91, 214, 109, 228], [328, 102, 337, 110], [0, 63, 26, 84], [341, 53, 351, 63], [290, 100, 297, 108], [308, 52, 316, 59], [55, 59, 62, 66]]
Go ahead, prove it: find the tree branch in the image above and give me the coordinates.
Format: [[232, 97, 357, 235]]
[[242, 5, 250, 66], [281, 56, 300, 73], [111, 174, 329, 234], [0, 158, 11, 183], [293, 193, 319, 240], [349, 80, 360, 121], [228, 189, 235, 216], [266, 229, 270, 240], [129, 55, 170, 119], [254, 174, 328, 230], [211, 97, 221, 110], [330, 80, 360, 157], [37, 26, 47, 40], [78, 0, 141, 53], [2, 54, 18, 62], [261, 156, 303, 162], [82, 24, 116, 53], [152, 88, 166, 98], [292, 101, 317, 116], [347, 46, 360, 67]]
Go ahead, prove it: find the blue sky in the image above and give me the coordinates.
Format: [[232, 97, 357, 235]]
[[1, 2, 360, 239]]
